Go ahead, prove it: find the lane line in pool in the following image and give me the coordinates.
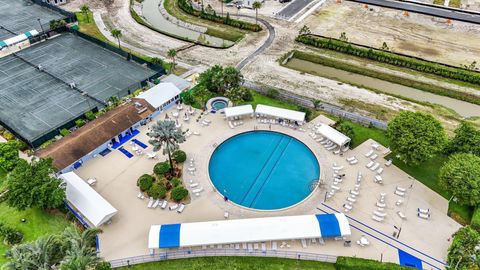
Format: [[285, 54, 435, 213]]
[[239, 136, 284, 205], [249, 137, 293, 208]]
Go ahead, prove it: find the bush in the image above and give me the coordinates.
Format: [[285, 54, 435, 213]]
[[75, 119, 86, 128], [336, 121, 355, 139], [2, 130, 15, 141], [0, 223, 23, 245], [95, 261, 112, 270], [171, 186, 189, 202], [472, 207, 480, 232], [154, 162, 170, 176], [85, 111, 96, 121], [147, 183, 167, 199], [39, 139, 54, 149], [266, 88, 279, 98], [242, 90, 254, 102], [182, 91, 195, 105], [137, 174, 154, 192], [336, 256, 412, 270], [59, 128, 70, 137], [297, 106, 313, 121], [173, 150, 187, 163], [171, 177, 182, 188]]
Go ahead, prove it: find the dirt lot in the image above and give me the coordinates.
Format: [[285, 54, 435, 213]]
[[305, 1, 480, 67]]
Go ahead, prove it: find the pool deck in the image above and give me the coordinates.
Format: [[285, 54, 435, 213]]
[[74, 109, 460, 269]]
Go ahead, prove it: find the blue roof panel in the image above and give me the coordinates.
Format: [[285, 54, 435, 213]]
[[315, 214, 341, 237]]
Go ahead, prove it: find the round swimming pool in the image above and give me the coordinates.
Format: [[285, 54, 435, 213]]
[[211, 99, 228, 110], [208, 131, 320, 210]]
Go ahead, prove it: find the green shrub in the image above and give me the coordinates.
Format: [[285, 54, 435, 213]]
[[154, 162, 171, 176], [85, 111, 96, 121], [137, 174, 154, 192], [242, 90, 254, 102], [75, 119, 86, 128], [171, 177, 182, 187], [0, 223, 23, 245], [173, 150, 187, 163], [39, 139, 54, 149], [472, 207, 480, 232], [171, 186, 189, 201], [297, 106, 313, 121], [336, 121, 355, 139], [2, 130, 15, 141], [336, 256, 412, 270], [182, 91, 195, 105], [147, 183, 167, 199], [266, 88, 279, 98], [59, 128, 70, 137], [95, 261, 112, 270]]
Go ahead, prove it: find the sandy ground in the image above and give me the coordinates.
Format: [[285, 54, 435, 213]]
[[74, 108, 460, 268], [305, 1, 480, 67]]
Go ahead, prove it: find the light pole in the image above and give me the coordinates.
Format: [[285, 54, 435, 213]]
[[37, 18, 45, 38], [394, 225, 402, 239]]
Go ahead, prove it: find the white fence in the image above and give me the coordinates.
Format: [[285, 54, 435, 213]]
[[109, 249, 337, 268]]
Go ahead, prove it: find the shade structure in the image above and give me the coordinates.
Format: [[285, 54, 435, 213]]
[[148, 213, 350, 249], [60, 172, 118, 227], [255, 104, 305, 123], [137, 82, 181, 109], [316, 124, 351, 148], [224, 104, 254, 119], [0, 30, 38, 48]]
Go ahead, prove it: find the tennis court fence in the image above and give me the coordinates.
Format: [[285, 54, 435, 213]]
[[108, 249, 338, 268]]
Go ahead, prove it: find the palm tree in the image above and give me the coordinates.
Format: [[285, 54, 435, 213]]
[[252, 1, 262, 25], [147, 120, 186, 173], [5, 234, 66, 270], [110, 28, 122, 49], [80, 4, 90, 23], [167, 49, 177, 74], [59, 226, 102, 270]]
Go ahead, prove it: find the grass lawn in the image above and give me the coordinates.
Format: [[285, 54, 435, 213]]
[[448, 0, 461, 8], [0, 167, 6, 189], [118, 257, 336, 270], [0, 170, 72, 265], [346, 121, 389, 148], [240, 91, 300, 111]]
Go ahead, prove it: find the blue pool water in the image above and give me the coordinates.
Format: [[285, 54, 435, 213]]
[[212, 99, 228, 110], [208, 131, 320, 210]]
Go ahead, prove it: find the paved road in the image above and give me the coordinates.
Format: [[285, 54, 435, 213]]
[[235, 16, 276, 70], [277, 0, 314, 20], [347, 0, 480, 24]]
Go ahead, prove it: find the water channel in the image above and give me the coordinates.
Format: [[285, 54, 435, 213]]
[[142, 0, 232, 47], [286, 58, 480, 118]]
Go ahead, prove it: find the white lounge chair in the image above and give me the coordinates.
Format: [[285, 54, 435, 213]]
[[374, 175, 383, 183], [350, 190, 359, 196], [271, 241, 277, 251], [147, 197, 154, 208], [137, 192, 143, 199], [331, 185, 340, 191], [374, 210, 387, 217], [224, 211, 229, 219], [347, 197, 356, 203], [418, 208, 430, 214], [366, 161, 374, 168], [152, 199, 160, 209], [160, 200, 167, 209], [397, 211, 406, 219], [169, 203, 179, 211], [418, 212, 430, 219], [253, 243, 259, 250], [370, 153, 378, 160], [385, 159, 393, 167], [190, 183, 199, 188], [372, 215, 384, 222], [365, 150, 374, 157], [396, 199, 403, 206], [261, 242, 267, 252], [370, 163, 380, 171], [332, 165, 344, 171], [235, 243, 240, 250], [177, 203, 185, 213], [192, 187, 204, 193], [394, 190, 405, 197], [376, 202, 386, 208], [346, 156, 356, 162], [396, 186, 407, 192], [343, 203, 353, 211], [228, 121, 235, 129], [349, 159, 358, 165], [372, 143, 380, 150], [376, 167, 384, 174]]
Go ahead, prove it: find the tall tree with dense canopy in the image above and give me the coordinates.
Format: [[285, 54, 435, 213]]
[[447, 226, 480, 270], [386, 111, 447, 165], [147, 120, 186, 173], [198, 65, 243, 95], [445, 122, 480, 156], [167, 49, 177, 74], [439, 153, 480, 207], [4, 158, 65, 210], [0, 140, 20, 171], [252, 1, 262, 25], [110, 29, 122, 49]]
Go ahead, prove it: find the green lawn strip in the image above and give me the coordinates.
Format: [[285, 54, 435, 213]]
[[448, 0, 461, 8], [390, 154, 473, 224], [0, 204, 72, 264], [76, 11, 183, 75], [118, 256, 336, 270], [0, 167, 6, 189], [433, 0, 446, 5], [287, 50, 480, 106], [163, 0, 245, 42], [240, 91, 300, 111]]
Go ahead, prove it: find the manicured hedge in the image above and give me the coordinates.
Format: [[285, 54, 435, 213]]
[[296, 35, 480, 85], [336, 257, 413, 270], [178, 0, 261, 32], [472, 207, 480, 232], [154, 162, 171, 176], [171, 186, 189, 201], [137, 174, 154, 192], [173, 150, 187, 163]]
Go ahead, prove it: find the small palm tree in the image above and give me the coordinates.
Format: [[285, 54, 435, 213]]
[[167, 49, 177, 74], [60, 227, 102, 270], [252, 1, 262, 25], [110, 28, 122, 49], [147, 120, 186, 173], [80, 4, 90, 23]]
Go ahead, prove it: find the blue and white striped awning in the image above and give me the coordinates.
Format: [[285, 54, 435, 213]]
[[0, 30, 39, 48], [148, 213, 351, 249]]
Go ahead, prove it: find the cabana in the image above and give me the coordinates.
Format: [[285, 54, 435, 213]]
[[60, 172, 118, 227], [255, 104, 305, 124], [316, 124, 351, 149], [137, 82, 181, 118], [148, 213, 350, 249], [0, 30, 38, 49], [224, 104, 254, 120]]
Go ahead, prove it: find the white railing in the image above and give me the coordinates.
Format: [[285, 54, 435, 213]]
[[109, 249, 337, 268]]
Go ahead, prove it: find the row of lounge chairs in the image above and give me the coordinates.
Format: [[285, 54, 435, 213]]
[[187, 158, 205, 197], [228, 120, 243, 129], [343, 172, 362, 212], [346, 156, 358, 165], [372, 193, 387, 222], [141, 196, 186, 213], [200, 119, 211, 126]]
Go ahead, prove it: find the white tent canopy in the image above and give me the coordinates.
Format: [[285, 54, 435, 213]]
[[224, 104, 254, 119], [316, 124, 351, 148], [60, 172, 118, 227], [255, 104, 305, 123], [137, 82, 181, 109], [148, 213, 350, 249]]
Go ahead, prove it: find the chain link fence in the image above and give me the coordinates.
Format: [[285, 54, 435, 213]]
[[109, 249, 338, 268]]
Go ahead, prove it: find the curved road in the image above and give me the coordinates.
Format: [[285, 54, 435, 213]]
[[235, 15, 276, 70], [348, 0, 480, 24]]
